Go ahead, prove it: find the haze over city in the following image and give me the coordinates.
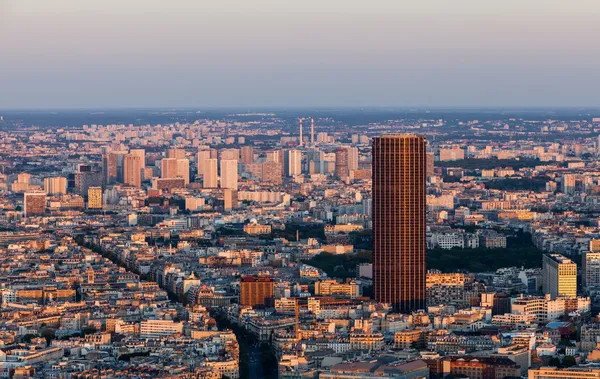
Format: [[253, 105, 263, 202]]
[[2, 0, 600, 109]]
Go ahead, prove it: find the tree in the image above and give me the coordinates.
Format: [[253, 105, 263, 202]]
[[563, 356, 576, 367], [548, 357, 561, 367], [39, 328, 55, 345]]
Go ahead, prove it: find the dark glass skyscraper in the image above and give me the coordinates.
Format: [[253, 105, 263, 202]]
[[372, 134, 427, 313]]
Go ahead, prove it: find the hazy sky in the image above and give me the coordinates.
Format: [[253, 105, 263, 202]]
[[1, 0, 600, 109]]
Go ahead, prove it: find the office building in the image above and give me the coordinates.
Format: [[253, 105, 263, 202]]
[[543, 254, 577, 298], [220, 159, 238, 189], [123, 154, 142, 187], [240, 275, 274, 308], [372, 134, 427, 313], [24, 191, 46, 216], [204, 158, 218, 188], [87, 187, 103, 209], [44, 177, 67, 196]]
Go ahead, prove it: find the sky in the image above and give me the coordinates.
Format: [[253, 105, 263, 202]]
[[1, 0, 600, 109]]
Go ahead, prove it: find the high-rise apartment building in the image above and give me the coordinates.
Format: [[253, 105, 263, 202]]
[[161, 158, 179, 179], [204, 158, 218, 188], [221, 148, 240, 161], [220, 159, 238, 189], [24, 191, 46, 216], [130, 148, 146, 179], [583, 252, 600, 291], [176, 158, 190, 185], [167, 148, 185, 159], [44, 177, 67, 195], [240, 275, 274, 308], [347, 146, 359, 172], [224, 189, 238, 211], [102, 152, 117, 185], [543, 254, 577, 298], [562, 174, 576, 195], [87, 187, 103, 209], [285, 149, 302, 176], [335, 148, 350, 178], [124, 154, 142, 188], [372, 134, 427, 313], [240, 146, 254, 164], [197, 149, 211, 178], [262, 161, 283, 185]]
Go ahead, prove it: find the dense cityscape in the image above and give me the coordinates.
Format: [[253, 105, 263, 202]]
[[0, 109, 599, 379]]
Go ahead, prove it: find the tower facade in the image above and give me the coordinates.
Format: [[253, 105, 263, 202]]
[[372, 134, 427, 313], [124, 154, 142, 188]]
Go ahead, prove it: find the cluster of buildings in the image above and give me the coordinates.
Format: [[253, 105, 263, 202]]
[[1, 114, 600, 378]]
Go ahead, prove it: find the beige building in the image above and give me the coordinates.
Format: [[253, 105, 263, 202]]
[[87, 187, 103, 209], [530, 367, 600, 379], [315, 279, 360, 298], [44, 177, 67, 195]]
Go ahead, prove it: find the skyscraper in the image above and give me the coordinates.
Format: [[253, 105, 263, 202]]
[[204, 158, 218, 188], [372, 134, 427, 313], [220, 159, 238, 189], [124, 154, 142, 188]]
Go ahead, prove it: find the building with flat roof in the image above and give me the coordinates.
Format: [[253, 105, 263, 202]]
[[543, 254, 577, 298]]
